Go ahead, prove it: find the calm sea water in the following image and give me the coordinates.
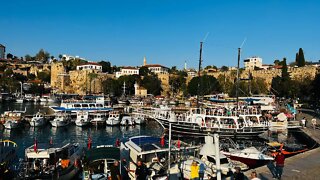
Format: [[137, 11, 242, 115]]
[[0, 102, 164, 159]]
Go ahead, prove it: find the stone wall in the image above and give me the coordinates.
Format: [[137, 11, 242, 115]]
[[51, 62, 66, 89]]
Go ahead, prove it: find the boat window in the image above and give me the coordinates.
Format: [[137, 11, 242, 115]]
[[74, 104, 81, 107], [82, 104, 89, 108], [89, 104, 95, 107], [97, 104, 103, 107]]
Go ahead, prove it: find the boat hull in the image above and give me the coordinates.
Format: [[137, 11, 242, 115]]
[[155, 118, 267, 138], [50, 119, 70, 127], [30, 118, 46, 127], [223, 153, 271, 168], [106, 117, 120, 126]]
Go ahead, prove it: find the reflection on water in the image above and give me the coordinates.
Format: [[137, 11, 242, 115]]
[[0, 120, 163, 159]]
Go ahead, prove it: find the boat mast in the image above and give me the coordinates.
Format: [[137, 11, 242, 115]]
[[236, 48, 241, 109], [197, 42, 203, 108]]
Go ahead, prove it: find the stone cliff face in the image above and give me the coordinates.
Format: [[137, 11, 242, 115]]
[[51, 63, 318, 95]]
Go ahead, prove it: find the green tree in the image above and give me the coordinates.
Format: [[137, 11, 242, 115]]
[[6, 53, 13, 59], [296, 48, 306, 67], [311, 73, 320, 101], [118, 75, 141, 95], [98, 61, 112, 73], [58, 54, 63, 60], [271, 58, 293, 97], [103, 78, 121, 96], [37, 71, 51, 83], [141, 75, 162, 96], [169, 73, 187, 96], [139, 66, 151, 76], [187, 75, 221, 96], [274, 59, 280, 65], [25, 54, 33, 61], [35, 49, 50, 63], [220, 66, 229, 72]]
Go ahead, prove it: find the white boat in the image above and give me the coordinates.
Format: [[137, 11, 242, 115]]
[[91, 112, 107, 126], [75, 111, 90, 127], [120, 115, 135, 126], [1, 110, 25, 129], [106, 111, 120, 126], [181, 136, 248, 177], [49, 96, 112, 113], [152, 107, 269, 138], [16, 98, 24, 103], [132, 112, 146, 125], [24, 94, 34, 102], [4, 120, 20, 129], [40, 94, 56, 103], [18, 142, 84, 179], [221, 146, 274, 168], [50, 112, 71, 127], [30, 112, 46, 127]]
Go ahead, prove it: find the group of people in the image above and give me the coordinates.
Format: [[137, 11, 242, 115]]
[[108, 159, 148, 180], [301, 117, 317, 130]]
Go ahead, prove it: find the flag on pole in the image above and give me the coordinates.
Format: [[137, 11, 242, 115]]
[[34, 138, 38, 153]]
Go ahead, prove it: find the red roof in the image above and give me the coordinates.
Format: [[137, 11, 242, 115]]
[[81, 62, 101, 66], [122, 66, 139, 70], [144, 64, 168, 68]]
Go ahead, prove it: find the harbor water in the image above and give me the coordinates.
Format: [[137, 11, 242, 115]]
[[0, 102, 315, 162], [0, 102, 163, 159]]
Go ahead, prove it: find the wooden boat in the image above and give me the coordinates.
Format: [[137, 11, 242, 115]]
[[267, 142, 308, 157]]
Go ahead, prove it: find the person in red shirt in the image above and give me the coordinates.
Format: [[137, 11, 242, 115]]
[[275, 150, 285, 179]]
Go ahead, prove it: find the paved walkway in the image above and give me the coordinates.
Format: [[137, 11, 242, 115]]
[[243, 147, 320, 180]]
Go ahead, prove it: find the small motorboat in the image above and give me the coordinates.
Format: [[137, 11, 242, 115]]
[[120, 115, 135, 126], [91, 112, 107, 126], [106, 111, 120, 126], [75, 111, 90, 127], [50, 112, 71, 127], [30, 112, 46, 127]]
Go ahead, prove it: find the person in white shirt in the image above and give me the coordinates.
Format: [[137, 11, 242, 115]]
[[312, 118, 317, 130]]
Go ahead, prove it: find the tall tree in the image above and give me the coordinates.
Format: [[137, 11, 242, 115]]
[[296, 48, 306, 67], [141, 75, 162, 96], [35, 49, 50, 63], [98, 61, 112, 73], [187, 75, 221, 96]]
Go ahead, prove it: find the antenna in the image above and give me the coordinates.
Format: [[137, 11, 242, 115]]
[[202, 32, 210, 43], [240, 37, 247, 49]]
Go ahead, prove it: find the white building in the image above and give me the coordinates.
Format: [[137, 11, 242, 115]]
[[186, 69, 197, 78], [62, 54, 85, 61], [116, 67, 139, 78], [76, 62, 102, 72], [244, 56, 263, 70], [144, 64, 169, 74]]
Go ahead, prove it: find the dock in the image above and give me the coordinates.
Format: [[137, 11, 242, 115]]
[[239, 110, 320, 180]]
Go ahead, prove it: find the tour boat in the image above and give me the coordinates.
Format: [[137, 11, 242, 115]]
[[40, 94, 56, 103], [106, 111, 120, 126], [18, 142, 84, 180], [30, 112, 46, 127], [91, 112, 107, 126], [120, 115, 135, 126], [50, 112, 71, 127], [152, 107, 269, 138], [49, 96, 112, 113], [75, 111, 90, 127]]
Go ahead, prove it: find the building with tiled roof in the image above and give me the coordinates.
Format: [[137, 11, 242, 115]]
[[115, 66, 139, 78], [76, 62, 102, 72]]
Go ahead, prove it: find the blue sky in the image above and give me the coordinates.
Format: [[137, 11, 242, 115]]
[[1, 0, 319, 69]]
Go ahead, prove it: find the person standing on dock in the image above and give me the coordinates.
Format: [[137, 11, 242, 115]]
[[312, 118, 317, 130], [135, 160, 148, 180], [275, 150, 285, 180], [190, 161, 199, 180], [233, 167, 244, 180], [267, 152, 277, 178], [250, 171, 260, 180], [110, 160, 121, 180], [301, 117, 306, 128]]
